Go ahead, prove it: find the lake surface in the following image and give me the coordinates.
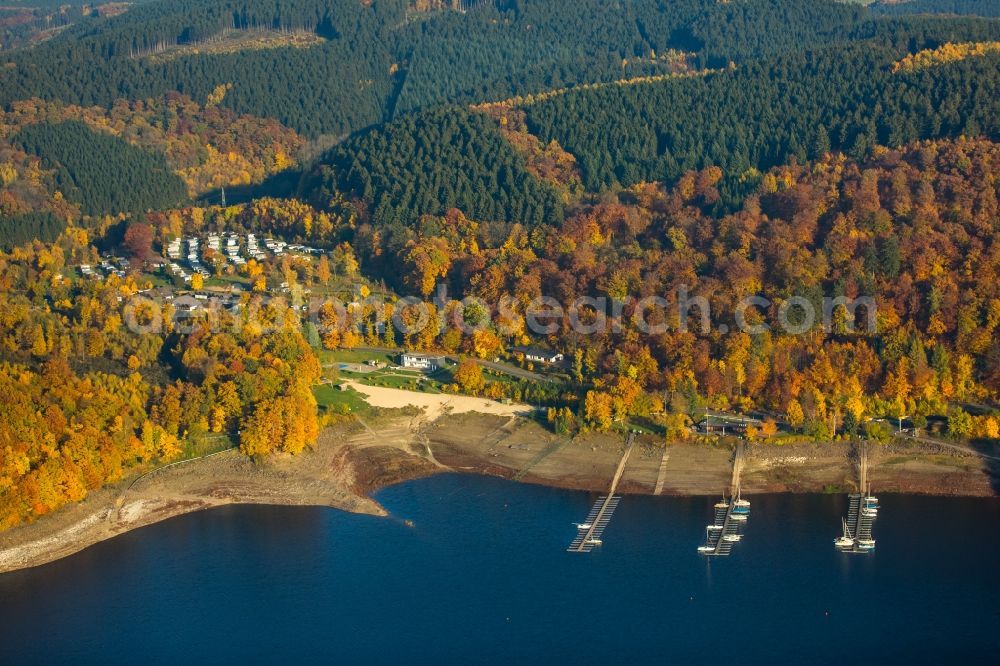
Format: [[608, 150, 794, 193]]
[[1, 474, 999, 663]]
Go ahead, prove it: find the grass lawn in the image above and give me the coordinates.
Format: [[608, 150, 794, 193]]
[[350, 371, 445, 393], [313, 383, 371, 413], [139, 272, 172, 288], [206, 274, 251, 289], [617, 419, 663, 436]]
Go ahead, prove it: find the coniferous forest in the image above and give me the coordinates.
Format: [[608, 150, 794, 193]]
[[307, 44, 999, 222], [14, 121, 188, 215], [1, 0, 996, 137]]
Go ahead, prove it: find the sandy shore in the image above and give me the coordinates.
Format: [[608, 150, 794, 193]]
[[343, 381, 534, 421], [1, 385, 997, 573], [421, 412, 998, 497]]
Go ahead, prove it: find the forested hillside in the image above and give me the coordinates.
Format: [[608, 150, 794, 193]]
[[524, 47, 1000, 207], [305, 44, 999, 223], [872, 1, 1000, 18], [297, 137, 1000, 436], [0, 1, 148, 51], [303, 108, 562, 229], [2, 0, 998, 138], [14, 121, 188, 216], [3, 94, 306, 196], [0, 94, 307, 230], [0, 212, 63, 250]]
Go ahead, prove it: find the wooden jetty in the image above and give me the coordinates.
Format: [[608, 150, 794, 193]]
[[567, 434, 634, 553], [698, 441, 750, 556], [836, 441, 878, 554]]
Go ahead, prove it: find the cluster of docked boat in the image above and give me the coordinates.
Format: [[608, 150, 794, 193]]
[[834, 496, 878, 552], [697, 497, 750, 554]]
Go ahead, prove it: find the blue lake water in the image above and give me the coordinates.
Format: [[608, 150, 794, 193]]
[[1, 473, 999, 663]]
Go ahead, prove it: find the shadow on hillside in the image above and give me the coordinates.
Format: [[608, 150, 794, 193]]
[[199, 169, 303, 207]]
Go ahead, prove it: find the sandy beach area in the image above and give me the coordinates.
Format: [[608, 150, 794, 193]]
[[343, 381, 535, 420]]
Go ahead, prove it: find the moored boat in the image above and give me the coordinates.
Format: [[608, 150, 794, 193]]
[[834, 518, 854, 549]]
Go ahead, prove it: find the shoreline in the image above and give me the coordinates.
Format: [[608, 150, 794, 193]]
[[1, 404, 997, 574]]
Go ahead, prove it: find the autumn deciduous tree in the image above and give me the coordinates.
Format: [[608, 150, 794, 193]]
[[403, 237, 451, 297], [316, 255, 332, 284], [239, 388, 318, 457], [123, 223, 154, 263], [584, 391, 614, 431], [453, 359, 485, 394], [786, 400, 805, 430], [662, 412, 691, 441]]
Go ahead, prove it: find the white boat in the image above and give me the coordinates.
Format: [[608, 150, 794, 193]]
[[723, 534, 742, 542], [714, 501, 729, 510], [574, 523, 592, 530], [734, 499, 750, 508], [730, 514, 747, 522], [698, 545, 715, 553], [707, 525, 723, 531], [585, 538, 602, 546], [835, 518, 854, 548], [857, 539, 876, 550], [864, 496, 879, 505], [862, 508, 878, 517]]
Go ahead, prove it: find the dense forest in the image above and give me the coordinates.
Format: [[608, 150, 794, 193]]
[[2, 93, 307, 197], [1, 0, 997, 137], [303, 108, 562, 229], [14, 121, 188, 216], [523, 47, 1000, 207], [0, 1, 127, 51], [0, 212, 63, 250], [872, 0, 1000, 18], [0, 94, 304, 229], [304, 44, 1000, 223]]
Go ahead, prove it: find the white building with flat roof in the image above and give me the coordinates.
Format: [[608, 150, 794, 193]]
[[400, 352, 446, 372]]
